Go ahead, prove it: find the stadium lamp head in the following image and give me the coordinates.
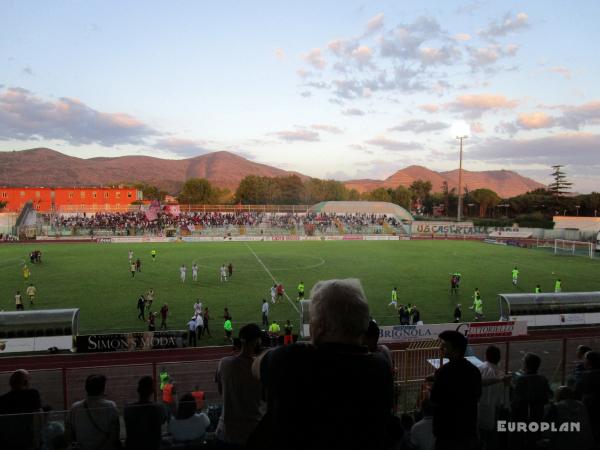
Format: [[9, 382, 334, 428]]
[[451, 121, 470, 139]]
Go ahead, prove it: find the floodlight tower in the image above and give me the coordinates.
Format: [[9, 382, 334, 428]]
[[456, 135, 468, 222]]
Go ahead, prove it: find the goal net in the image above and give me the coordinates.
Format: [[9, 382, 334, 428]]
[[554, 239, 594, 258]]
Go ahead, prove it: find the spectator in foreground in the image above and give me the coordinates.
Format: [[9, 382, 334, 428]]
[[411, 399, 435, 450], [215, 323, 265, 448], [252, 278, 401, 450], [40, 405, 66, 450], [167, 393, 210, 444], [124, 376, 167, 450], [478, 345, 509, 450], [544, 386, 594, 450], [511, 353, 552, 450], [363, 319, 392, 367], [68, 374, 121, 450], [0, 369, 42, 450], [569, 345, 593, 388], [575, 351, 600, 447], [430, 330, 481, 450]]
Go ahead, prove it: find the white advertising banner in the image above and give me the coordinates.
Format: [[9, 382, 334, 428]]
[[378, 321, 527, 343]]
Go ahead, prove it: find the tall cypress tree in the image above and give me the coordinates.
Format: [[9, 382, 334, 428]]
[[548, 165, 572, 197]]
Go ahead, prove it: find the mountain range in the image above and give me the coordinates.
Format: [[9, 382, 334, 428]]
[[0, 148, 545, 198]]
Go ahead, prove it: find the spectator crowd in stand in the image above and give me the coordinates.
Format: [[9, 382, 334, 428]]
[[0, 279, 599, 450], [47, 211, 403, 235]]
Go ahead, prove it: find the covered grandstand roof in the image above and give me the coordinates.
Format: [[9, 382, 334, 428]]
[[309, 201, 413, 220]]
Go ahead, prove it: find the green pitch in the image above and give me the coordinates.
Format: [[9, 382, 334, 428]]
[[1, 241, 599, 343]]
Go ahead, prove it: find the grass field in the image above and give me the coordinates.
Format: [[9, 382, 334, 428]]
[[1, 240, 599, 343]]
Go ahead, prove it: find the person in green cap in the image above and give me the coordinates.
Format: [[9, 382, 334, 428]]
[[535, 284, 542, 294], [512, 267, 519, 286], [159, 367, 170, 392], [224, 318, 233, 342], [297, 281, 305, 301], [555, 279, 562, 293]]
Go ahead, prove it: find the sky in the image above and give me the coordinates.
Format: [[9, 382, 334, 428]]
[[1, 0, 599, 192]]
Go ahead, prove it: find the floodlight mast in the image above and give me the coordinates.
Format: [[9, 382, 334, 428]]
[[456, 135, 468, 222]]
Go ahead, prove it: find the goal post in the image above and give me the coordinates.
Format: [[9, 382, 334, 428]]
[[554, 239, 594, 259]]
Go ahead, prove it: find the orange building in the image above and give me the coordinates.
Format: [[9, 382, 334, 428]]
[[0, 187, 142, 213]]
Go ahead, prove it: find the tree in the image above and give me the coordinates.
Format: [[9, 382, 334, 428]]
[[0, 200, 6, 211], [134, 182, 166, 201], [178, 178, 215, 204], [549, 165, 572, 198], [235, 175, 270, 204], [362, 188, 392, 202], [390, 185, 411, 210], [471, 188, 501, 217], [273, 175, 304, 204], [441, 181, 457, 216], [409, 180, 432, 211], [303, 178, 349, 203]]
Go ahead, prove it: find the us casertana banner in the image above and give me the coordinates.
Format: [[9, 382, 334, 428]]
[[378, 321, 527, 343], [76, 331, 186, 352]]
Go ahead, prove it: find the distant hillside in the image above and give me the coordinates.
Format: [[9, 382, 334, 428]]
[[0, 148, 307, 194], [0, 149, 545, 197], [344, 165, 545, 198]]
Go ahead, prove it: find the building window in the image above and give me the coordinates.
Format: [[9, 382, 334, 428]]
[[116, 192, 121, 199], [35, 191, 41, 198], [116, 203, 121, 208], [104, 192, 109, 198], [1, 192, 7, 198], [127, 192, 132, 198], [80, 191, 86, 199], [93, 192, 97, 198], [68, 192, 74, 199]]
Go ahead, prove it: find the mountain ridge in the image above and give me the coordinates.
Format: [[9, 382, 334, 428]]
[[0, 148, 545, 197]]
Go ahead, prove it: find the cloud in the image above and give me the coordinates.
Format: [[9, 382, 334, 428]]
[[311, 124, 343, 134], [418, 45, 462, 66], [453, 33, 472, 41], [342, 108, 365, 116], [328, 39, 352, 57], [479, 12, 529, 40], [558, 101, 600, 130], [365, 137, 423, 151], [300, 91, 312, 98], [548, 66, 571, 79], [470, 132, 600, 166], [447, 93, 518, 118], [0, 86, 157, 146], [389, 119, 450, 133], [303, 48, 326, 69], [365, 13, 385, 35], [351, 45, 374, 65], [380, 16, 443, 60], [275, 48, 285, 60], [517, 112, 555, 129], [297, 69, 312, 78], [22, 66, 34, 76], [419, 104, 440, 113], [154, 138, 211, 157], [273, 129, 320, 142], [466, 44, 519, 70], [470, 122, 485, 133]]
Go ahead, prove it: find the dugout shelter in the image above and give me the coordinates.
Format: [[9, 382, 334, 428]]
[[498, 292, 600, 327], [0, 308, 80, 353]]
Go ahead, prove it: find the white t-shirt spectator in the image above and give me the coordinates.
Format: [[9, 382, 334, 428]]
[[411, 416, 434, 450], [478, 361, 506, 431], [168, 412, 210, 442], [262, 302, 269, 314]]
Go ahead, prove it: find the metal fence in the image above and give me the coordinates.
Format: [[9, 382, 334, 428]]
[[1, 334, 600, 416]]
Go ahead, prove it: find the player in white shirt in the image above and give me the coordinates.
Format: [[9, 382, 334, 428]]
[[194, 300, 203, 316], [261, 299, 269, 328], [128, 250, 133, 263], [192, 263, 199, 282], [180, 265, 187, 283], [220, 264, 228, 282], [270, 285, 277, 304]]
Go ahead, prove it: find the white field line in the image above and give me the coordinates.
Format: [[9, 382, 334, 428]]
[[245, 243, 300, 313]]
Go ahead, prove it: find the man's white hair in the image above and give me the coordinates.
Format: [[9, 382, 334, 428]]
[[309, 278, 370, 343]]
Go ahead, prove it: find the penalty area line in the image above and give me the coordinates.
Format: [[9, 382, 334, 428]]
[[245, 243, 300, 314]]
